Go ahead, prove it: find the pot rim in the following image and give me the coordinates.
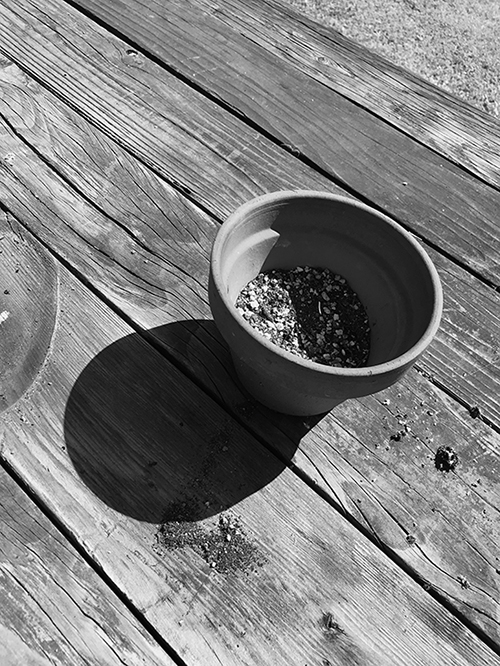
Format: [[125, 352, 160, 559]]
[[211, 190, 443, 377]]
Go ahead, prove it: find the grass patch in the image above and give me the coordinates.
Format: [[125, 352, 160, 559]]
[[278, 0, 500, 117]]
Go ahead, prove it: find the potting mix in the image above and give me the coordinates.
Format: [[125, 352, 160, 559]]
[[235, 266, 370, 367]]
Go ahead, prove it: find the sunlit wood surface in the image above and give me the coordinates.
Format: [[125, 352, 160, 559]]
[[0, 0, 499, 664]]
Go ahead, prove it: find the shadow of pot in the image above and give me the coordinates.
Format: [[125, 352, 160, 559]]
[[209, 191, 443, 416]]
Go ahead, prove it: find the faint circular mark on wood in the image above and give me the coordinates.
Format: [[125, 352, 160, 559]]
[[0, 218, 58, 412]]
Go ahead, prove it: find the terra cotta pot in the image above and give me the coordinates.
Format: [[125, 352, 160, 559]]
[[208, 191, 443, 415]]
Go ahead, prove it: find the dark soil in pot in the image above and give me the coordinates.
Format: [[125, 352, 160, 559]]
[[235, 266, 370, 368]]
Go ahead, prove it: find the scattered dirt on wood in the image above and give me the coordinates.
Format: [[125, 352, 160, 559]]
[[236, 266, 370, 367], [200, 514, 264, 574], [155, 501, 205, 550], [155, 502, 265, 575], [434, 445, 459, 472]]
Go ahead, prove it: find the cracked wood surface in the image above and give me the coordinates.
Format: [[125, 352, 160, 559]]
[[188, 0, 500, 190], [0, 17, 499, 649], [0, 216, 58, 413], [0, 0, 499, 662], [0, 465, 175, 666], [1, 215, 497, 666], [51, 0, 500, 285], [0, 1, 498, 428]]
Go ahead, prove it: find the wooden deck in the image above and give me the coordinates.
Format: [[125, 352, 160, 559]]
[[0, 0, 499, 663]]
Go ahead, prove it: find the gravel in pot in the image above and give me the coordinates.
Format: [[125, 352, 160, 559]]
[[235, 266, 370, 368]]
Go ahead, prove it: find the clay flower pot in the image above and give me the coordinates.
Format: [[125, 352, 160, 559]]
[[209, 191, 443, 416]]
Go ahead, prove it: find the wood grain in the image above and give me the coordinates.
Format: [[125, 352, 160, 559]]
[[0, 1, 326, 218], [0, 0, 498, 430], [1, 52, 500, 643], [1, 214, 498, 666], [45, 0, 500, 285], [0, 220, 58, 412], [0, 465, 176, 666], [194, 0, 500, 189], [0, 52, 498, 426]]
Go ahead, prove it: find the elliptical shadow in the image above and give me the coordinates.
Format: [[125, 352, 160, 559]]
[[63, 321, 302, 524]]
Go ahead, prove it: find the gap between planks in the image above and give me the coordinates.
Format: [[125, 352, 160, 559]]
[[1, 212, 499, 665], [1, 97, 500, 649], [2, 1, 500, 648], [55, 0, 500, 287]]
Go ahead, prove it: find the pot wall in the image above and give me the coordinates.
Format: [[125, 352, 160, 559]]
[[209, 192, 442, 415]]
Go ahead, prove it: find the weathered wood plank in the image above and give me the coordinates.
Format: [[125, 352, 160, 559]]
[[0, 0, 498, 427], [194, 0, 500, 189], [1, 55, 500, 642], [42, 0, 500, 285], [1, 212, 499, 666], [0, 465, 176, 666], [0, 52, 498, 426], [290, 373, 500, 634], [0, 214, 58, 412], [0, 0, 324, 218]]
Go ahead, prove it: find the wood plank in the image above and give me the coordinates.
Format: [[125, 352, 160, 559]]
[[42, 0, 500, 285], [0, 212, 499, 666], [0, 0, 324, 219], [1, 55, 500, 643], [193, 0, 500, 189], [0, 51, 498, 428], [0, 465, 177, 666], [0, 211, 57, 412]]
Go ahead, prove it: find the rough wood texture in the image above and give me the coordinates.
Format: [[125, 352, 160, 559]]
[[0, 50, 498, 426], [195, 0, 500, 189], [1, 51, 500, 643], [0, 466, 176, 666], [0, 221, 58, 412], [0, 1, 324, 218], [1, 214, 499, 666], [50, 0, 500, 285], [2, 0, 500, 657]]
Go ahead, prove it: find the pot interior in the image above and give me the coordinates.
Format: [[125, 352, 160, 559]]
[[219, 196, 440, 367]]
